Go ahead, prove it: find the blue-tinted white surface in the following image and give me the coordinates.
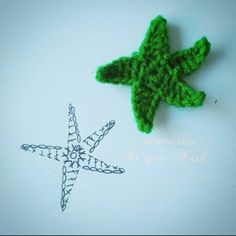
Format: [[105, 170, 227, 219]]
[[1, 0, 236, 234]]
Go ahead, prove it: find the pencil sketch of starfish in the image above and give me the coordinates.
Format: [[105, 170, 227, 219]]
[[96, 15, 211, 133], [20, 104, 125, 211]]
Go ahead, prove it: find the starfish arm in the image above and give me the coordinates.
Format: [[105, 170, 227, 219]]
[[170, 37, 211, 76], [162, 81, 206, 107], [139, 15, 169, 60], [82, 120, 115, 154], [96, 56, 136, 85], [131, 82, 160, 133]]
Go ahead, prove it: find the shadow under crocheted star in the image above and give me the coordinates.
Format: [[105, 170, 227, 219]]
[[96, 16, 211, 133]]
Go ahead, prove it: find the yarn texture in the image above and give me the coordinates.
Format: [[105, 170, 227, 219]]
[[96, 16, 211, 133]]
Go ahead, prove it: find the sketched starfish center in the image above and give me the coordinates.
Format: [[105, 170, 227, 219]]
[[96, 16, 211, 133]]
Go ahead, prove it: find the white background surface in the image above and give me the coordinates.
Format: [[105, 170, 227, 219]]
[[1, 0, 236, 234]]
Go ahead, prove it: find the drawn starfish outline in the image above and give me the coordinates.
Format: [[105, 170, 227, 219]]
[[96, 15, 211, 133], [21, 104, 125, 211]]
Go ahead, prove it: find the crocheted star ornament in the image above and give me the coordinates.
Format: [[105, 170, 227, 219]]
[[96, 16, 211, 133]]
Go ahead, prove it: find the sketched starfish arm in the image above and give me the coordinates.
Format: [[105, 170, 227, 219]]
[[170, 37, 210, 76], [83, 120, 116, 153], [20, 144, 64, 161], [67, 103, 81, 146], [82, 155, 125, 174], [61, 161, 80, 211]]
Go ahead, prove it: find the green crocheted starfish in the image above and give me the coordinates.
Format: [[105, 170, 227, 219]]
[[96, 16, 211, 133]]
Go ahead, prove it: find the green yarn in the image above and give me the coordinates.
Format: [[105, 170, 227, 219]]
[[96, 16, 211, 133]]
